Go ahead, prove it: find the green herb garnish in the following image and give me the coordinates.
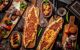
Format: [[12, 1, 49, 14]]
[[16, 40, 20, 45], [0, 0, 3, 3], [20, 2, 27, 10], [5, 20, 12, 26], [66, 12, 69, 22], [2, 31, 7, 36], [38, 28, 42, 36], [43, 0, 49, 3]]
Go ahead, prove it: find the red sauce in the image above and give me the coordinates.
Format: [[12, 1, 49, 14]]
[[13, 33, 18, 44], [49, 20, 62, 31], [49, 23, 59, 31], [24, 8, 37, 43], [28, 9, 37, 23], [40, 41, 48, 50]]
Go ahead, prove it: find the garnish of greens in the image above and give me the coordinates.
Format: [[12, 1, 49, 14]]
[[66, 12, 69, 22], [43, 0, 49, 3], [20, 2, 27, 10], [0, 0, 2, 3], [2, 30, 7, 36], [16, 40, 20, 45], [5, 20, 12, 25], [38, 28, 42, 36]]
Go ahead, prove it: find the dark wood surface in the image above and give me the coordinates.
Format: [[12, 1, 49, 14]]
[[0, 0, 80, 50]]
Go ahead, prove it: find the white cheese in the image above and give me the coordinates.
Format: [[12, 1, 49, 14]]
[[13, 1, 20, 11]]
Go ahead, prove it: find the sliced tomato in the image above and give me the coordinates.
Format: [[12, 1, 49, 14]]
[[5, 25, 11, 31]]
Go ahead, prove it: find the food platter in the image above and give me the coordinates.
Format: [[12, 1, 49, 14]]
[[0, 0, 27, 38], [0, 0, 80, 50]]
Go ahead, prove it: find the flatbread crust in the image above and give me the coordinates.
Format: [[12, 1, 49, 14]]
[[37, 17, 63, 50], [10, 31, 20, 48], [23, 5, 39, 48]]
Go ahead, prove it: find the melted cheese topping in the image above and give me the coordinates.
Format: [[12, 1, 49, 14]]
[[44, 30, 54, 42], [37, 17, 63, 50]]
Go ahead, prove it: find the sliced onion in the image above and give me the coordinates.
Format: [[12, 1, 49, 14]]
[[40, 17, 48, 27]]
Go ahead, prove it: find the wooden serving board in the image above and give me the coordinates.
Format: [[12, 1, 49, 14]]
[[62, 16, 78, 50], [1, 0, 79, 50], [0, 0, 27, 38]]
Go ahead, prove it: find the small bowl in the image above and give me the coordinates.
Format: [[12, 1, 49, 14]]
[[41, 0, 53, 18], [57, 7, 66, 16]]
